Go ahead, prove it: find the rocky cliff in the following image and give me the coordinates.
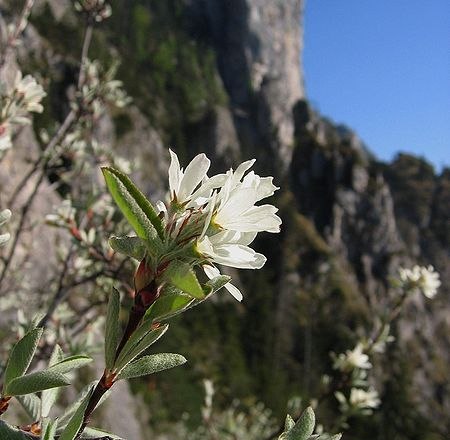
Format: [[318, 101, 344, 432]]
[[1, 0, 448, 438]]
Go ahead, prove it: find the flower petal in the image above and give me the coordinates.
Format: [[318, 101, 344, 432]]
[[168, 149, 182, 197], [203, 265, 243, 301], [208, 230, 257, 246], [232, 159, 256, 185], [215, 188, 257, 226], [219, 205, 281, 233], [203, 243, 266, 269], [178, 153, 211, 201]]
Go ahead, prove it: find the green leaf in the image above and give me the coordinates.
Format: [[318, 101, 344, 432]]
[[5, 370, 70, 396], [102, 167, 164, 241], [109, 235, 147, 260], [48, 355, 92, 374], [105, 289, 121, 370], [283, 407, 315, 440], [3, 328, 43, 389], [49, 344, 64, 366], [163, 260, 205, 299], [115, 324, 169, 371], [204, 275, 232, 295], [285, 414, 295, 431], [59, 386, 94, 440], [42, 419, 58, 440], [117, 353, 187, 380], [41, 345, 65, 418], [16, 394, 41, 420], [58, 382, 95, 428], [0, 420, 30, 439], [143, 292, 194, 323], [82, 427, 124, 439]]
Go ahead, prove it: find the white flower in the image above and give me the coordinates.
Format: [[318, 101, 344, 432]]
[[211, 161, 281, 233], [168, 149, 214, 206], [198, 230, 265, 270], [349, 388, 380, 410], [399, 265, 441, 298], [14, 72, 46, 113], [333, 343, 372, 372]]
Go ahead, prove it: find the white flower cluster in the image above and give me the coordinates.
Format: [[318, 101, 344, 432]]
[[333, 343, 371, 373], [398, 265, 441, 299], [74, 0, 112, 22], [45, 199, 76, 228], [158, 150, 281, 301], [77, 60, 131, 117], [336, 388, 380, 414], [0, 71, 46, 152]]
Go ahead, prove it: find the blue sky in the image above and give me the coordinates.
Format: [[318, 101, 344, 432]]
[[303, 0, 450, 170]]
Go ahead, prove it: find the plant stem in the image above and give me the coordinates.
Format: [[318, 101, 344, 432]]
[[0, 396, 11, 416], [0, 0, 36, 68], [74, 281, 160, 439]]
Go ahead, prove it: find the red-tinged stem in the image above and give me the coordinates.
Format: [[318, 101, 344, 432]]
[[75, 280, 160, 439], [0, 396, 11, 416]]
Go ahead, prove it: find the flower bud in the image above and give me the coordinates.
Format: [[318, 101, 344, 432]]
[[134, 259, 154, 293]]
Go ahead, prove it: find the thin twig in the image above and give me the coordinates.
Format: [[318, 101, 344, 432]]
[[38, 244, 75, 327], [0, 0, 36, 68], [0, 109, 77, 286], [78, 22, 94, 88]]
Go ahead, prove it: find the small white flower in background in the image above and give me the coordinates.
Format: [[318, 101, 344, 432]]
[[349, 388, 380, 410], [333, 343, 372, 372], [335, 388, 380, 414], [0, 129, 12, 151], [202, 379, 215, 421], [45, 199, 76, 227], [398, 265, 441, 299], [74, 0, 112, 22], [14, 72, 46, 113], [0, 208, 11, 247]]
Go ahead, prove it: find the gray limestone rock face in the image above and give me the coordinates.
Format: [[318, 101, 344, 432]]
[[189, 0, 304, 175]]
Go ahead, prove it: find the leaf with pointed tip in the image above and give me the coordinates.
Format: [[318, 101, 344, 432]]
[[5, 370, 70, 396], [42, 419, 58, 440], [59, 386, 94, 440], [163, 260, 205, 299], [82, 427, 124, 439], [58, 382, 96, 428], [204, 275, 232, 295], [49, 344, 64, 366], [117, 353, 187, 380], [143, 292, 194, 323], [16, 394, 41, 420], [48, 355, 92, 374], [115, 324, 169, 371], [105, 289, 121, 370], [109, 236, 146, 260], [284, 414, 295, 431], [3, 328, 43, 389], [283, 407, 315, 440], [0, 420, 30, 439], [41, 345, 65, 418], [102, 167, 164, 241]]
